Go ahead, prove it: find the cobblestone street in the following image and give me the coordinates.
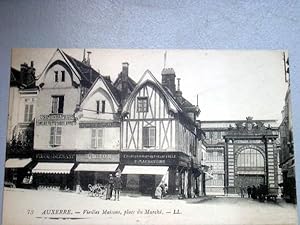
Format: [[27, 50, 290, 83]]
[[3, 188, 297, 225]]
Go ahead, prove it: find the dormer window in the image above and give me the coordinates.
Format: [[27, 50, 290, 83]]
[[137, 97, 148, 112]]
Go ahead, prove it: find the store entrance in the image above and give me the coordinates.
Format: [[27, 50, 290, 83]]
[[139, 175, 155, 195]]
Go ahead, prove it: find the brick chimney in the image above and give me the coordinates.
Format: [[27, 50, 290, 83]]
[[121, 62, 129, 104], [175, 78, 183, 104], [161, 68, 176, 95]]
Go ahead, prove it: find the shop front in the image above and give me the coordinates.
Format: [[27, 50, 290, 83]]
[[32, 151, 76, 190], [5, 158, 33, 188], [75, 152, 120, 191], [120, 151, 193, 198]]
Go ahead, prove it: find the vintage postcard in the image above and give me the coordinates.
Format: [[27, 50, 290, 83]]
[[2, 49, 297, 225]]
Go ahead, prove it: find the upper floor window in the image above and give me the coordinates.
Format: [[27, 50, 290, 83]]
[[54, 71, 59, 82], [96, 100, 106, 114], [91, 129, 103, 148], [101, 100, 106, 113], [96, 100, 100, 114], [50, 127, 62, 146], [51, 96, 64, 114], [24, 104, 33, 122], [143, 127, 156, 147], [137, 97, 148, 112], [61, 71, 65, 82]]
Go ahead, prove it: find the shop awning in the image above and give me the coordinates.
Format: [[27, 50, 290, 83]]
[[75, 163, 118, 172], [5, 158, 32, 168], [32, 163, 74, 174], [122, 166, 168, 175]]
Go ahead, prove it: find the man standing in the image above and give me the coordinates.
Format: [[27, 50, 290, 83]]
[[106, 174, 114, 200], [113, 172, 122, 201]]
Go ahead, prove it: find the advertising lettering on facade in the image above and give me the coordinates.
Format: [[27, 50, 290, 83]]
[[36, 114, 76, 126], [76, 153, 120, 163], [79, 122, 120, 128], [121, 152, 190, 167], [35, 152, 76, 162]]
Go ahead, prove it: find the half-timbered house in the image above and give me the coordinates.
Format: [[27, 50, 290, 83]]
[[120, 68, 202, 198]]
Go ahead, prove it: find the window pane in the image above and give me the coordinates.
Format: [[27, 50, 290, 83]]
[[58, 96, 64, 113], [56, 136, 61, 145], [56, 127, 62, 135]]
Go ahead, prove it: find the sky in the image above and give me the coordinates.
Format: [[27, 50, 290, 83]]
[[11, 49, 288, 122]]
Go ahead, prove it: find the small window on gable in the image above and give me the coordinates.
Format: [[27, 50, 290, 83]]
[[96, 100, 100, 114], [61, 71, 65, 82], [137, 97, 148, 112], [54, 71, 58, 82], [101, 100, 106, 113]]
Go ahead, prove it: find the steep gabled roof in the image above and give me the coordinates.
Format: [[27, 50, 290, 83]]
[[122, 70, 182, 114], [62, 51, 99, 87], [80, 75, 121, 106]]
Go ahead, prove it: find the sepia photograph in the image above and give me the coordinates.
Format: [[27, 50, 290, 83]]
[[2, 48, 297, 225]]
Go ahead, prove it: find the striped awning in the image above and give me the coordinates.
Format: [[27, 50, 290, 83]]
[[5, 158, 32, 168], [75, 163, 118, 172], [32, 163, 74, 174], [122, 166, 168, 175]]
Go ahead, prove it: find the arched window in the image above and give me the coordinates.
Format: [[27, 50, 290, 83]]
[[236, 148, 264, 169]]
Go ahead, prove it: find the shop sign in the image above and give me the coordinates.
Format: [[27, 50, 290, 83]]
[[79, 122, 120, 128], [121, 152, 190, 167], [35, 152, 75, 162], [36, 114, 76, 126], [76, 153, 120, 163]]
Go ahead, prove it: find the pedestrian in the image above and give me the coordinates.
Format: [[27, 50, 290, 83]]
[[240, 186, 244, 198], [247, 186, 251, 198], [106, 174, 114, 200], [251, 185, 257, 199], [113, 173, 122, 201]]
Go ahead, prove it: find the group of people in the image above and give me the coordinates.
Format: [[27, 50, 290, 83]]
[[106, 170, 122, 201], [240, 184, 268, 201]]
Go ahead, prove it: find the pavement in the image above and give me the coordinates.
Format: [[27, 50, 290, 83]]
[[2, 188, 298, 225]]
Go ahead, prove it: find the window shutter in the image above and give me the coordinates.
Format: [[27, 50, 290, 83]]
[[149, 127, 156, 147], [98, 129, 103, 148], [28, 105, 33, 121], [52, 97, 58, 113], [50, 127, 55, 145], [143, 127, 149, 147], [24, 105, 29, 122], [91, 129, 96, 148]]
